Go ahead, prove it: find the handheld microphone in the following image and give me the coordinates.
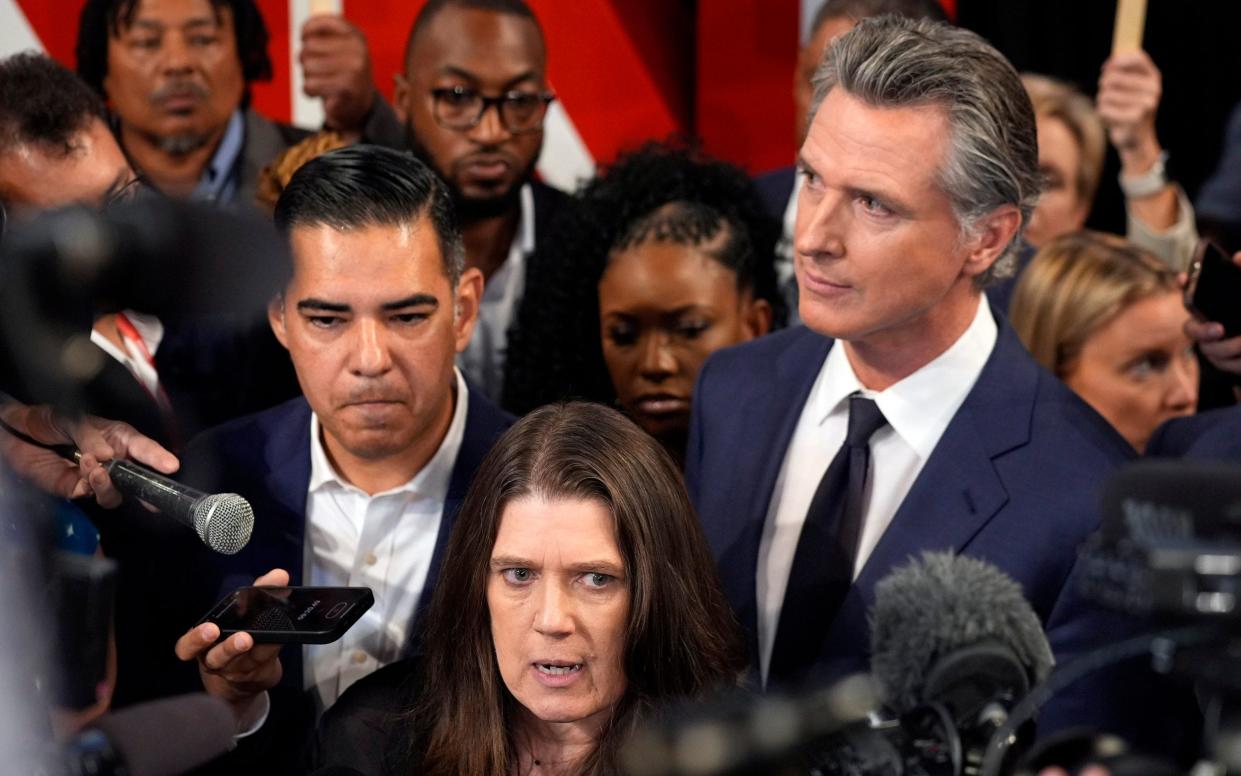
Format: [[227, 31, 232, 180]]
[[0, 414, 253, 554], [101, 456, 254, 555]]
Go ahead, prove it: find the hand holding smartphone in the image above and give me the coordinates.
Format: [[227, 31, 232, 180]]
[[198, 585, 374, 644], [1184, 240, 1241, 339]]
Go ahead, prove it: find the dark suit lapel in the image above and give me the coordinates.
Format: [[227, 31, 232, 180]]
[[238, 109, 286, 204], [407, 387, 513, 653], [822, 320, 1036, 665], [715, 329, 831, 654], [260, 401, 312, 586], [748, 332, 835, 531]]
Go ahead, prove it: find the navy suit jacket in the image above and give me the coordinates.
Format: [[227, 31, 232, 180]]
[[754, 165, 796, 221], [1147, 405, 1241, 460], [685, 311, 1153, 738]]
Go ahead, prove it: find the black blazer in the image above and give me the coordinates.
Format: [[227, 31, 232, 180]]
[[309, 658, 425, 775]]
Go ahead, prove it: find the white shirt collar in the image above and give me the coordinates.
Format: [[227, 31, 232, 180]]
[[516, 182, 535, 255], [308, 367, 469, 499], [484, 182, 535, 304], [810, 295, 997, 459]]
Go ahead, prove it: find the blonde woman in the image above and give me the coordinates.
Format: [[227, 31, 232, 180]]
[[1010, 230, 1198, 452]]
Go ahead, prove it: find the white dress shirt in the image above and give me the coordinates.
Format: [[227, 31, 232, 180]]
[[458, 183, 535, 401], [756, 296, 997, 682], [302, 368, 469, 712]]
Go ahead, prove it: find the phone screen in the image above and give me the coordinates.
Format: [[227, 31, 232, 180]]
[[202, 585, 374, 644], [1186, 240, 1241, 337]]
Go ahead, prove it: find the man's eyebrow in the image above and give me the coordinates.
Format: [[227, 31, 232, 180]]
[[503, 71, 541, 89], [296, 299, 350, 313], [438, 65, 480, 82], [382, 294, 438, 311], [438, 66, 541, 88], [848, 182, 914, 214]]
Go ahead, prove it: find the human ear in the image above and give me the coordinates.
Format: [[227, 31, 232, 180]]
[[740, 294, 773, 339], [268, 294, 289, 350], [962, 204, 1022, 279], [452, 268, 484, 353], [393, 74, 412, 125]]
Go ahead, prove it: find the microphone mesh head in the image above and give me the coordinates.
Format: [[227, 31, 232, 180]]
[[192, 493, 254, 554], [869, 551, 1054, 714]]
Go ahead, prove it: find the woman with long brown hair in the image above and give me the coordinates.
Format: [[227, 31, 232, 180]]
[[310, 401, 745, 775]]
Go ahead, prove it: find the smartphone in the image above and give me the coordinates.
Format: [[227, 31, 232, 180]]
[[1185, 239, 1241, 339], [198, 585, 374, 644]]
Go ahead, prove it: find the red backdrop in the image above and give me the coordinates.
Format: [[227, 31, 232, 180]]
[[20, 0, 945, 176]]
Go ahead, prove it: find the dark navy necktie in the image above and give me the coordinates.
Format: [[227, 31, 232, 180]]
[[768, 393, 889, 684]]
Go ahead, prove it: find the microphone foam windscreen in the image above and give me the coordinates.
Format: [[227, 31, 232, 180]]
[[868, 551, 1054, 714], [194, 493, 254, 554], [93, 693, 235, 776]]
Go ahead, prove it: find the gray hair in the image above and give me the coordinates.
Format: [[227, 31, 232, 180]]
[[809, 15, 1039, 286]]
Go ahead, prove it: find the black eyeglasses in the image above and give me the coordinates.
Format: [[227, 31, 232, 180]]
[[429, 85, 555, 134], [0, 175, 151, 241]]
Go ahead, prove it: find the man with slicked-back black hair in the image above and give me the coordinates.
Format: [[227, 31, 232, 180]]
[[118, 145, 511, 770], [295, 0, 568, 405]]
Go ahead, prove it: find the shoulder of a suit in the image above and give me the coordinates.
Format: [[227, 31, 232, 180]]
[[705, 326, 826, 376]]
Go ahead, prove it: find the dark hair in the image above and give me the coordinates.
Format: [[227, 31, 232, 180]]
[[412, 402, 745, 775], [75, 0, 273, 103], [810, 0, 948, 36], [274, 145, 465, 285], [0, 52, 106, 157], [502, 140, 785, 414], [404, 0, 543, 71]]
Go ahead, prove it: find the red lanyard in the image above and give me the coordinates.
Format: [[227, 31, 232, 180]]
[[115, 312, 180, 450]]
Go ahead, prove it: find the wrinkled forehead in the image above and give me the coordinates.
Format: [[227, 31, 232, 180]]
[[286, 218, 451, 294]]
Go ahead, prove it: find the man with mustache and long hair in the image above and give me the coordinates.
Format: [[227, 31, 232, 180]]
[[75, 0, 309, 204]]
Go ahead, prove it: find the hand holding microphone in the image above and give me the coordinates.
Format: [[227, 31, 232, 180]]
[[0, 400, 179, 508], [0, 401, 253, 554]]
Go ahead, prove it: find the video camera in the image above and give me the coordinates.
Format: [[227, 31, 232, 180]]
[[1077, 459, 1241, 774]]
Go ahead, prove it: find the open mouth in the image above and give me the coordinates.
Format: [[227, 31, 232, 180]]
[[535, 663, 583, 676]]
